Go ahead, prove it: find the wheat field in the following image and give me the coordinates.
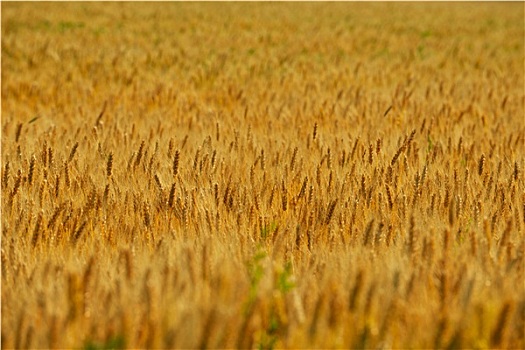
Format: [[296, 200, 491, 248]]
[[1, 2, 524, 349]]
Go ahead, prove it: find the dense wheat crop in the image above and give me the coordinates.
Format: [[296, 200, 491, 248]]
[[2, 2, 524, 349]]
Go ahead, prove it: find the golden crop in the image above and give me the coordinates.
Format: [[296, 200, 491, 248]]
[[2, 2, 524, 349]]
